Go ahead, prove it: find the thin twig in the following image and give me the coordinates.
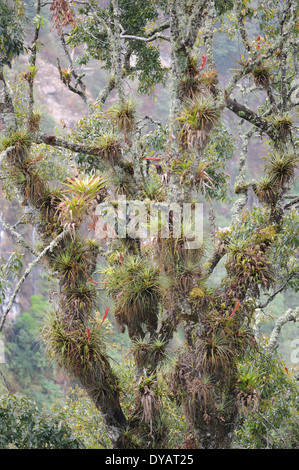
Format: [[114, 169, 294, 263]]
[[0, 214, 38, 256], [257, 271, 299, 309]]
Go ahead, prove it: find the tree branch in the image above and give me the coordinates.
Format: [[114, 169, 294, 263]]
[[231, 126, 255, 222], [94, 76, 116, 106], [203, 240, 228, 278], [234, 0, 251, 53], [57, 57, 89, 105], [267, 306, 299, 351], [183, 0, 207, 49], [142, 20, 170, 37], [284, 196, 299, 210], [0, 69, 17, 132], [222, 17, 296, 104], [226, 98, 277, 140], [35, 133, 112, 156], [119, 19, 170, 43], [27, 0, 41, 120], [257, 271, 299, 310], [0, 230, 68, 332], [120, 32, 170, 43], [0, 214, 38, 256]]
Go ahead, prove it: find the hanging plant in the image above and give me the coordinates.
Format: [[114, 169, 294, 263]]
[[28, 110, 42, 133], [252, 175, 278, 205], [197, 330, 234, 373], [104, 255, 161, 331], [194, 161, 215, 195], [265, 152, 298, 187], [177, 97, 221, 150], [95, 131, 122, 164], [270, 113, 294, 141], [178, 55, 202, 99], [108, 97, 136, 137], [42, 312, 107, 377], [0, 129, 31, 164], [198, 69, 218, 93], [251, 64, 271, 88]]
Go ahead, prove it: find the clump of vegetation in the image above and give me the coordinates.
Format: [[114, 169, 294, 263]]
[[0, 129, 31, 162], [252, 64, 271, 87], [108, 98, 136, 137], [197, 329, 235, 373], [109, 168, 133, 196], [95, 131, 122, 164], [22, 64, 38, 83], [105, 255, 161, 334], [170, 155, 193, 177], [0, 394, 83, 449], [178, 56, 202, 99], [253, 225, 277, 245], [177, 97, 221, 149], [64, 281, 98, 317], [194, 161, 215, 194], [265, 152, 298, 186], [236, 364, 263, 413], [42, 311, 107, 378], [142, 175, 166, 201], [175, 250, 202, 291], [170, 351, 215, 429], [225, 241, 276, 296], [253, 175, 278, 205], [189, 286, 205, 302], [28, 110, 42, 133], [52, 238, 95, 285], [271, 113, 294, 141], [57, 174, 108, 230], [198, 69, 218, 93], [131, 336, 168, 372], [0, 130, 48, 207]]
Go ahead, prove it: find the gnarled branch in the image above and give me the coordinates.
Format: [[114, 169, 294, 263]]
[[268, 306, 299, 351]]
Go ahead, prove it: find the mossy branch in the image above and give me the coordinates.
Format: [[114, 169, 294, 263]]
[[35, 133, 115, 156], [268, 307, 299, 351], [0, 229, 68, 332], [0, 213, 38, 256]]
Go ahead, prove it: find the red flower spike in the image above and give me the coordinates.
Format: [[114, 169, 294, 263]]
[[227, 300, 241, 320], [146, 156, 161, 161], [88, 279, 108, 285], [86, 327, 90, 342], [200, 54, 207, 70], [100, 307, 110, 325]]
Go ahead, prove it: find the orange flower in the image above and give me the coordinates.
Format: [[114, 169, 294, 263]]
[[227, 300, 241, 320]]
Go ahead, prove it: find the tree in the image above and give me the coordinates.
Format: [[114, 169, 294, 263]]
[[0, 393, 83, 448], [0, 0, 298, 449]]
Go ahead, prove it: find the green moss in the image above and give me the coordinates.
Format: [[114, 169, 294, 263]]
[[254, 226, 277, 244], [189, 287, 205, 300]]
